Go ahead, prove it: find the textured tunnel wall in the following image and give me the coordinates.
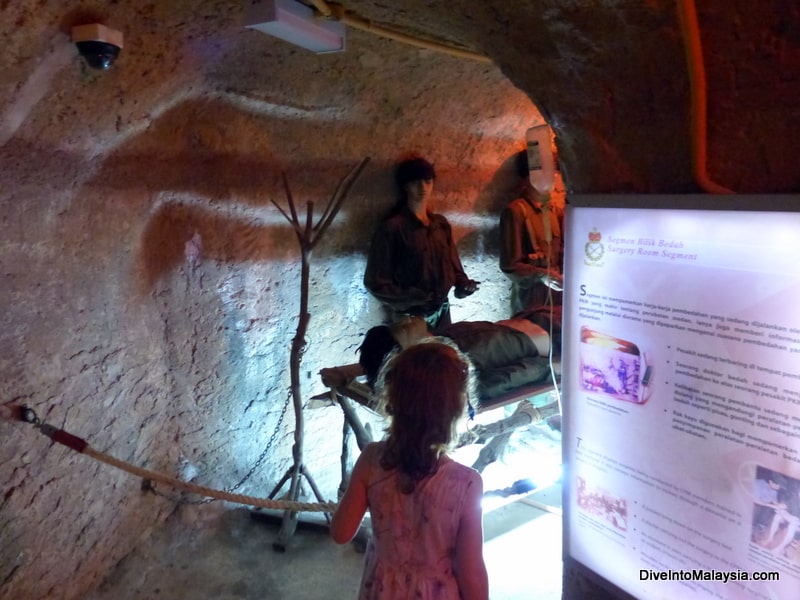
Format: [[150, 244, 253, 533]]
[[1, 0, 798, 598], [0, 6, 546, 598]]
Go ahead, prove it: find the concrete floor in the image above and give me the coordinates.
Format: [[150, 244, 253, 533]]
[[85, 419, 563, 600]]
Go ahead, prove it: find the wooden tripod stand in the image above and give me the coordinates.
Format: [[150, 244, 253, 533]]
[[265, 158, 369, 551]]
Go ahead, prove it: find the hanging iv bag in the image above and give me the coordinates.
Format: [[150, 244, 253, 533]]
[[525, 125, 555, 193]]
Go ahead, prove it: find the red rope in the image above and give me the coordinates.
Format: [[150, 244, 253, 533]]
[[40, 424, 88, 453], [0, 403, 28, 422]]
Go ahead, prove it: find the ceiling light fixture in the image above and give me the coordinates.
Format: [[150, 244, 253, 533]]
[[244, 0, 345, 54]]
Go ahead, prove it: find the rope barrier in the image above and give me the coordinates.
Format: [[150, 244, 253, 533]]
[[2, 405, 337, 513]]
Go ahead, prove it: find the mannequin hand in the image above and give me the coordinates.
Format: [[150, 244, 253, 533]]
[[454, 279, 480, 298], [542, 272, 563, 291]]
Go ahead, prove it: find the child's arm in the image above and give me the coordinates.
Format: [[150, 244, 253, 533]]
[[454, 473, 489, 600], [330, 445, 372, 544]]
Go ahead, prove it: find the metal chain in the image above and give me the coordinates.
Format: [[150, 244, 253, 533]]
[[225, 389, 292, 493], [147, 389, 293, 505]]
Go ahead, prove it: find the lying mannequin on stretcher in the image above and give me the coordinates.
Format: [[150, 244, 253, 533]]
[[321, 305, 560, 421], [321, 306, 561, 406], [318, 308, 562, 478]]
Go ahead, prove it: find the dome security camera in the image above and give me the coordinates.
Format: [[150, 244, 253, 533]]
[[72, 23, 123, 69]]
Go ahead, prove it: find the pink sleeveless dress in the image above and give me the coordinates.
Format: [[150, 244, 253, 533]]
[[358, 445, 482, 599]]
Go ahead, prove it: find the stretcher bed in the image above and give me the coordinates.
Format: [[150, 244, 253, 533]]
[[315, 355, 561, 487]]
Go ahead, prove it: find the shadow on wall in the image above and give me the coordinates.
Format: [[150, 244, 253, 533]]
[[84, 94, 538, 294], [137, 202, 295, 291], [78, 96, 393, 292], [132, 185, 391, 295], [447, 150, 526, 259], [90, 97, 378, 201], [473, 150, 528, 216]]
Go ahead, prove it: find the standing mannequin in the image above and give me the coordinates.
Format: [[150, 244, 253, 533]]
[[364, 157, 479, 328], [499, 150, 564, 314]]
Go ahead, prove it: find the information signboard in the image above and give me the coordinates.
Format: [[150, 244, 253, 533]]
[[563, 195, 800, 600]]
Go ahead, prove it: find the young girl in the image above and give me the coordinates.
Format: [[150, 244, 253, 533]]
[[331, 341, 489, 600]]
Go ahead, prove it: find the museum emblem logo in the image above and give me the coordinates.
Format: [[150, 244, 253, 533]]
[[585, 228, 604, 266]]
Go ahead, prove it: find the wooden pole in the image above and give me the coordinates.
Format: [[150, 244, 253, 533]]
[[266, 158, 370, 551]]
